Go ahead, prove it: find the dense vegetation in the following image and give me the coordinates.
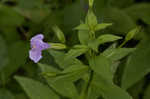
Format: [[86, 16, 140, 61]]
[[0, 0, 150, 99]]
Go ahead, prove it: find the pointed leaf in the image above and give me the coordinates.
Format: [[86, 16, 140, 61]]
[[88, 34, 122, 52], [121, 39, 150, 89], [91, 74, 132, 99], [46, 76, 79, 98], [64, 45, 89, 60], [15, 76, 59, 99], [74, 24, 89, 30], [95, 23, 112, 31], [102, 48, 135, 62], [49, 50, 82, 69], [52, 25, 66, 43], [90, 55, 113, 82]]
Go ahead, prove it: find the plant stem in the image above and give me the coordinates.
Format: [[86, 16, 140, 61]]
[[119, 40, 127, 48]]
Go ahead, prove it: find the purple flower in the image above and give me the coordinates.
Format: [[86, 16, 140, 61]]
[[29, 34, 50, 63]]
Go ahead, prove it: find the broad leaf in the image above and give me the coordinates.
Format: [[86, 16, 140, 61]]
[[124, 3, 150, 24], [121, 38, 150, 89], [90, 74, 132, 99], [15, 76, 59, 99], [89, 55, 113, 82], [144, 83, 150, 99], [102, 47, 135, 62], [0, 41, 28, 82], [0, 89, 15, 99], [46, 77, 79, 99], [0, 35, 8, 71]]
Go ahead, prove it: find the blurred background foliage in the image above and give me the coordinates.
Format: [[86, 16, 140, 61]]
[[0, 0, 150, 99]]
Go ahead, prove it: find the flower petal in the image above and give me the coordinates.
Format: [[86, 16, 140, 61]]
[[31, 34, 44, 42], [29, 49, 42, 63]]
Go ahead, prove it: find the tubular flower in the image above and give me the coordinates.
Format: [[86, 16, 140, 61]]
[[29, 34, 50, 63]]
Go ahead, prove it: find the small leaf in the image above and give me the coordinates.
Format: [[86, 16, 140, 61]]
[[38, 63, 60, 77], [49, 50, 82, 69], [74, 24, 89, 30], [95, 23, 112, 31], [61, 64, 89, 81], [15, 76, 59, 99], [89, 0, 94, 8], [86, 10, 97, 28], [88, 34, 122, 52], [64, 45, 89, 61], [125, 27, 140, 42], [52, 25, 66, 43]]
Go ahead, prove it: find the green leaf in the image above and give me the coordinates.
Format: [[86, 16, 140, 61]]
[[0, 35, 8, 71], [52, 25, 66, 43], [15, 76, 59, 99], [89, 0, 94, 8], [96, 7, 136, 34], [0, 89, 15, 99], [0, 41, 28, 83], [125, 27, 140, 42], [89, 55, 113, 82], [0, 4, 24, 27], [121, 38, 150, 89], [74, 24, 89, 30], [64, 0, 85, 29], [144, 83, 150, 99], [95, 23, 112, 31], [102, 47, 135, 62], [46, 76, 79, 99], [78, 30, 90, 45], [39, 62, 88, 82], [88, 34, 122, 52], [87, 84, 101, 99], [61, 64, 89, 82], [86, 10, 98, 28], [49, 50, 82, 69], [124, 3, 150, 24], [64, 45, 89, 61], [109, 0, 134, 8], [38, 63, 60, 77], [15, 0, 50, 23], [90, 74, 132, 99]]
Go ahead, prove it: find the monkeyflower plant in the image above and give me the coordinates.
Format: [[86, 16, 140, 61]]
[[15, 0, 140, 99]]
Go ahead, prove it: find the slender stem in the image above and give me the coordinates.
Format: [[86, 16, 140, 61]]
[[119, 40, 127, 48]]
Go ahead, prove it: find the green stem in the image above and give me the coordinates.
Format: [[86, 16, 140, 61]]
[[119, 40, 127, 48]]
